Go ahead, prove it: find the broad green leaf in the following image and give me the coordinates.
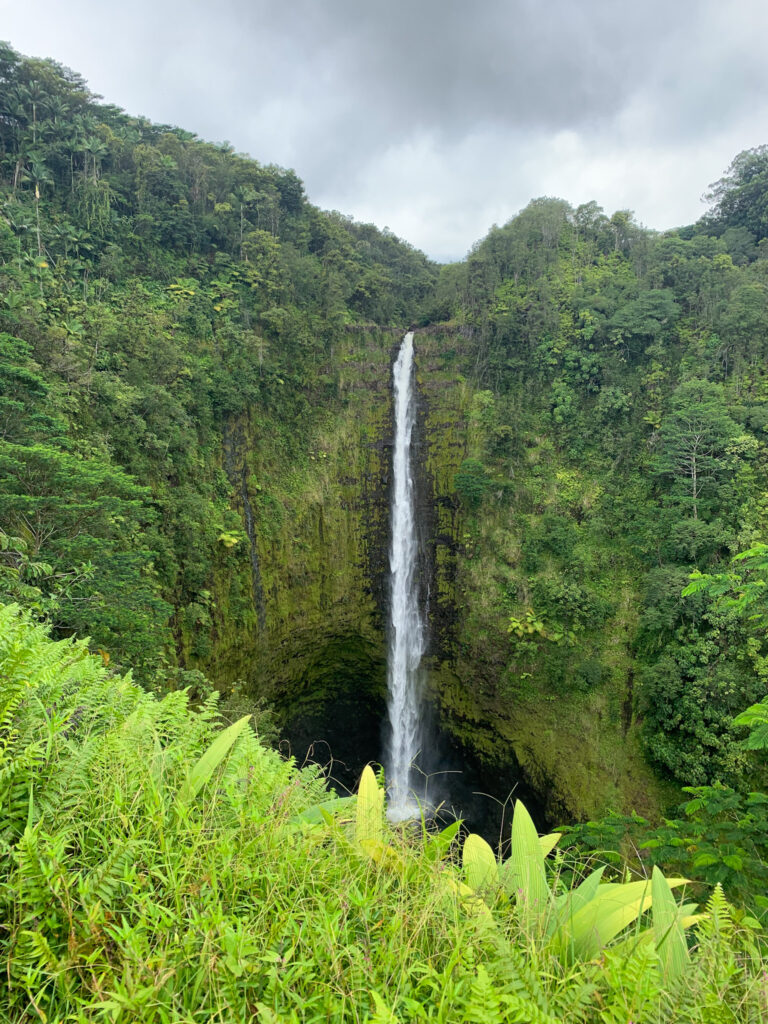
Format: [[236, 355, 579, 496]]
[[605, 925, 656, 962], [424, 819, 462, 862], [442, 874, 494, 922], [549, 865, 606, 944], [507, 800, 550, 921], [463, 833, 498, 892], [681, 913, 706, 929], [356, 764, 384, 843], [566, 877, 689, 961], [539, 832, 562, 858], [360, 839, 405, 870], [175, 714, 250, 812], [652, 866, 690, 982], [678, 901, 700, 921], [566, 880, 652, 960], [290, 795, 355, 825]]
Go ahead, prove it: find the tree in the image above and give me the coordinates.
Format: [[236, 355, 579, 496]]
[[655, 380, 738, 522], [609, 289, 680, 359], [684, 544, 768, 753], [454, 458, 489, 510], [0, 332, 64, 442], [716, 282, 768, 377], [703, 146, 768, 244], [0, 442, 171, 667]]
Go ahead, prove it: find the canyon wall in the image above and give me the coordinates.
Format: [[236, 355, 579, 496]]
[[200, 329, 671, 821]]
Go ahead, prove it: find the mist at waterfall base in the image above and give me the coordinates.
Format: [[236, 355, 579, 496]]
[[280, 686, 546, 843]]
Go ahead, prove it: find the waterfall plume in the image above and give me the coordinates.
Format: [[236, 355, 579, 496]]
[[385, 331, 426, 821]]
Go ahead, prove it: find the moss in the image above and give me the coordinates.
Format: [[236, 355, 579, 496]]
[[200, 330, 392, 698], [413, 332, 674, 823], [195, 327, 674, 825]]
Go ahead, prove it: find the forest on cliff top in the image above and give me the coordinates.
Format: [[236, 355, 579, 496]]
[[3, 40, 768, 1019], [0, 40, 435, 674]]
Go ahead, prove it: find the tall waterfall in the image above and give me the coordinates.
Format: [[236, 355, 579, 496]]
[[386, 331, 426, 821]]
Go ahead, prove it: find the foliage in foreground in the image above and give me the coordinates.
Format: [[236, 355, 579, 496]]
[[1, 605, 766, 1022]]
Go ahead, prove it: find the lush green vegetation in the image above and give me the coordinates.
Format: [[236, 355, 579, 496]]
[[414, 158, 768, 930], [423, 157, 768, 806], [563, 545, 768, 918], [2, 38, 768, 1015], [0, 40, 435, 683], [2, 605, 767, 1022]]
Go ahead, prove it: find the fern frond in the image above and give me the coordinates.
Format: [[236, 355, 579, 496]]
[[78, 838, 136, 908], [703, 882, 733, 940]]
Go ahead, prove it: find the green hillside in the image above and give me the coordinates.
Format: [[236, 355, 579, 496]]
[[2, 41, 768, 1018]]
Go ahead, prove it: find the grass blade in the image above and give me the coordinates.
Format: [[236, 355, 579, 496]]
[[175, 714, 250, 813]]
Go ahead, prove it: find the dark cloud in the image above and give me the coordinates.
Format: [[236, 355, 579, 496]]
[[1, 0, 767, 259], [243, 0, 676, 132]]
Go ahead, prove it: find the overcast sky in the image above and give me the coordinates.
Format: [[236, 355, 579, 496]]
[[2, 0, 767, 261]]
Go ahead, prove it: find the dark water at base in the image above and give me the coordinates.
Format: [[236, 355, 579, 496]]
[[279, 688, 547, 846]]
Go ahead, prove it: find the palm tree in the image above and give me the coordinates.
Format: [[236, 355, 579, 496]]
[[23, 153, 53, 257]]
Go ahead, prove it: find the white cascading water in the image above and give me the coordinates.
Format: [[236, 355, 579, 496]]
[[386, 331, 426, 821]]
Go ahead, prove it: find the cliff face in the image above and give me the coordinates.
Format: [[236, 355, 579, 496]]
[[206, 331, 393, 714], [200, 329, 670, 822]]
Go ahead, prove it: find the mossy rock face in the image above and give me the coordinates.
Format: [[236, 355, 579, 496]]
[[205, 330, 394, 697], [199, 328, 671, 825], [413, 334, 674, 824], [429, 657, 673, 824], [204, 329, 469, 702]]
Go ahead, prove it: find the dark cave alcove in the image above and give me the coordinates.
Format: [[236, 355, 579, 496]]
[[276, 635, 549, 843]]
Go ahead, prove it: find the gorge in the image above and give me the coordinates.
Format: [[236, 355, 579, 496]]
[[2, 40, 767, 839], [3, 34, 768, 1022], [271, 327, 547, 835]]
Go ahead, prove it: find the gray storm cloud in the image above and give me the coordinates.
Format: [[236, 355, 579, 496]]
[[1, 0, 767, 259]]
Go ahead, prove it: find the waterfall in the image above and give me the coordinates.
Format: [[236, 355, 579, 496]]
[[386, 331, 426, 821]]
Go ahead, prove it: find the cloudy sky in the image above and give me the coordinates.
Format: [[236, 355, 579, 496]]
[[2, 0, 767, 261]]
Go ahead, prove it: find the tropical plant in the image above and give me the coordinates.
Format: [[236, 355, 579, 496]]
[[2, 604, 766, 1021]]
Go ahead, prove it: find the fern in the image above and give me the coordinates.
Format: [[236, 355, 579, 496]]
[[464, 965, 504, 1023], [1, 603, 764, 1022], [597, 942, 663, 1023], [78, 838, 137, 908], [703, 882, 734, 941]]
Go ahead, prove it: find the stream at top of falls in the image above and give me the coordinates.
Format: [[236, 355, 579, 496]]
[[385, 331, 427, 821]]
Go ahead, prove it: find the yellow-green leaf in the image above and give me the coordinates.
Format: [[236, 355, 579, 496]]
[[443, 875, 494, 922], [566, 877, 689, 961], [652, 866, 690, 982], [539, 832, 562, 858], [463, 833, 498, 892], [356, 765, 384, 844], [360, 839, 405, 870], [508, 800, 550, 921]]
